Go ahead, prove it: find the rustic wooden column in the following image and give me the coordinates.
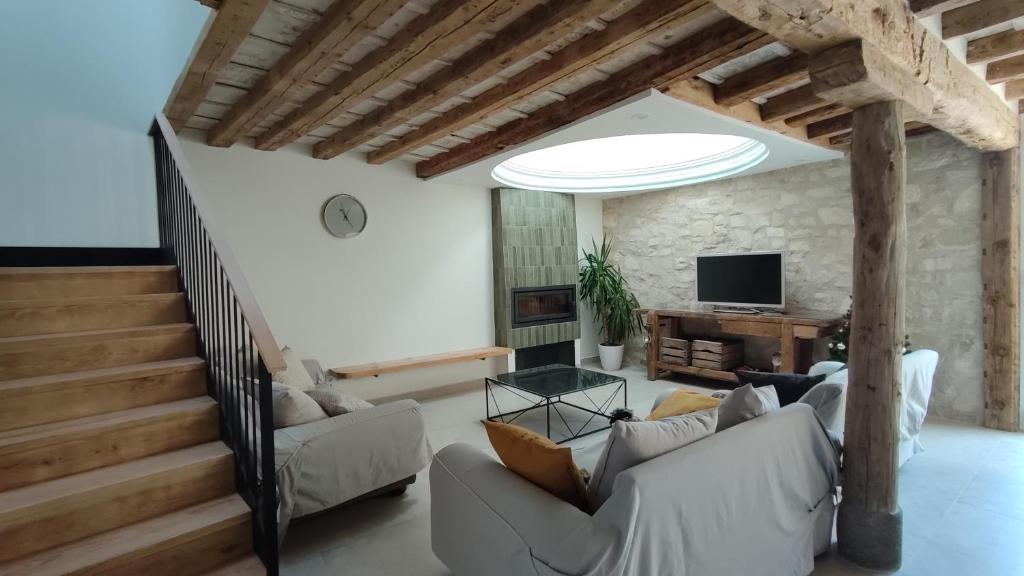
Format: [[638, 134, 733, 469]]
[[982, 148, 1021, 432], [837, 100, 906, 571]]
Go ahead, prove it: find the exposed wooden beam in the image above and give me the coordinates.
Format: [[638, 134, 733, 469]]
[[164, 0, 270, 132], [784, 103, 849, 127], [255, 0, 517, 151], [313, 0, 618, 160], [982, 148, 1022, 432], [967, 28, 1024, 65], [663, 77, 832, 147], [416, 18, 770, 178], [709, 0, 1019, 151], [908, 0, 977, 18], [838, 99, 906, 572], [759, 84, 825, 122], [713, 53, 809, 107], [988, 54, 1024, 84], [828, 121, 935, 147], [207, 0, 407, 148], [807, 112, 853, 139], [197, 0, 221, 9], [367, 0, 714, 164], [1006, 78, 1024, 100], [943, 0, 1024, 39]]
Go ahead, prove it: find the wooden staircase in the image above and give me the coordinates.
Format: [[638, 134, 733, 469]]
[[0, 266, 264, 575]]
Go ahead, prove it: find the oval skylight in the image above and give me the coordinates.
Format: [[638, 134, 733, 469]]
[[491, 133, 768, 193]]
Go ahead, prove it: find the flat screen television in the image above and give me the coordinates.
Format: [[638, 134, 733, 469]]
[[696, 251, 785, 309]]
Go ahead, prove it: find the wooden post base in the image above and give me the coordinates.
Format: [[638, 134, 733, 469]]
[[837, 504, 903, 571]]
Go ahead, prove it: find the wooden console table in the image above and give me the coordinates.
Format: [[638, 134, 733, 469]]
[[643, 309, 843, 383]]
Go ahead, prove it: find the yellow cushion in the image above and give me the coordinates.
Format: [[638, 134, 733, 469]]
[[646, 389, 721, 421], [483, 421, 588, 510]]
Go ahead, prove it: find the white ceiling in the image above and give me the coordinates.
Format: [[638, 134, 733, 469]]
[[428, 89, 843, 198]]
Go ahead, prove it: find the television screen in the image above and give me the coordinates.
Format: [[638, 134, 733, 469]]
[[696, 252, 784, 308]]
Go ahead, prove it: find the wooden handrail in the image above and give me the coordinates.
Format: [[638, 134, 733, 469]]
[[151, 114, 286, 373]]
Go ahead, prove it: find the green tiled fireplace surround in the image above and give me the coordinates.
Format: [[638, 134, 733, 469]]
[[492, 188, 581, 349]]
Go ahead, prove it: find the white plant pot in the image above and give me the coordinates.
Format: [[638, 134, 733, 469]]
[[598, 344, 625, 371]]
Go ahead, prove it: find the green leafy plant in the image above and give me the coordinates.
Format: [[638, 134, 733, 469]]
[[829, 303, 912, 362], [579, 239, 643, 346]]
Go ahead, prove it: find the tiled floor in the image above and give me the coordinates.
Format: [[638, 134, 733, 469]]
[[281, 361, 1024, 576]]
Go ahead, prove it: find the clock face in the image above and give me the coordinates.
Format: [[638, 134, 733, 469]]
[[322, 194, 367, 239]]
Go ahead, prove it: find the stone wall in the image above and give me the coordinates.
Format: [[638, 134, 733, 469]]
[[604, 132, 984, 423]]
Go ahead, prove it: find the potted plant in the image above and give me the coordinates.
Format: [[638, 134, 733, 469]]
[[579, 239, 643, 371]]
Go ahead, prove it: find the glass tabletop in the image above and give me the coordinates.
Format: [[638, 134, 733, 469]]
[[488, 364, 625, 398]]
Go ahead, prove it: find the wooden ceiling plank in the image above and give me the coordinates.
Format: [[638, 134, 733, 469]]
[[987, 53, 1024, 84], [164, 0, 271, 131], [908, 0, 978, 18], [368, 0, 715, 165], [829, 121, 937, 146], [1006, 78, 1024, 100], [967, 28, 1024, 65], [759, 84, 825, 122], [312, 0, 620, 160], [783, 103, 850, 127], [255, 0, 513, 151], [415, 17, 769, 178], [710, 0, 1019, 151], [807, 112, 853, 139], [942, 0, 1024, 39], [713, 53, 810, 107], [207, 0, 407, 147]]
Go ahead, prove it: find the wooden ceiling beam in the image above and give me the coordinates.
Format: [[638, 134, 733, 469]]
[[207, 0, 407, 148], [988, 54, 1024, 84], [1006, 78, 1024, 100], [828, 121, 935, 148], [255, 0, 517, 151], [967, 28, 1024, 65], [759, 84, 825, 122], [943, 0, 1024, 40], [164, 0, 270, 131], [713, 53, 810, 107], [367, 0, 714, 165], [807, 112, 853, 139], [908, 0, 977, 18], [710, 0, 1019, 151], [416, 18, 770, 178], [783, 103, 849, 127], [313, 0, 619, 160]]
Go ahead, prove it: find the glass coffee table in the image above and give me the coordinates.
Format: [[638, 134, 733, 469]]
[[485, 364, 627, 444]]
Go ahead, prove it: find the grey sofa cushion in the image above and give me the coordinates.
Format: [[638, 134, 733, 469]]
[[716, 384, 780, 431], [305, 388, 373, 416], [797, 379, 845, 433], [271, 383, 327, 429], [300, 358, 327, 386], [587, 409, 717, 511]]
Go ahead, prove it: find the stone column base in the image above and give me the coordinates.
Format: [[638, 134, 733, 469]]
[[837, 503, 903, 571]]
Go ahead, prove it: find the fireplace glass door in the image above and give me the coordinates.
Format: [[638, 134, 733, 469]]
[[511, 285, 577, 328]]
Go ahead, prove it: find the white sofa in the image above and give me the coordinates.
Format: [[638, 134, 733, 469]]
[[807, 349, 938, 467], [431, 403, 839, 576]]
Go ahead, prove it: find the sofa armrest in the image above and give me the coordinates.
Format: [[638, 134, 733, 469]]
[[431, 443, 601, 576]]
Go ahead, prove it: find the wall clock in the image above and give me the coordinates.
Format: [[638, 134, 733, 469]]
[[322, 194, 367, 238]]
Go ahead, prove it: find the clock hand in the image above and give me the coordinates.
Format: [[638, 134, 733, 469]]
[[338, 206, 352, 224]]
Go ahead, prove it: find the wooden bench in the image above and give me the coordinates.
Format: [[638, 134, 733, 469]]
[[329, 346, 514, 379]]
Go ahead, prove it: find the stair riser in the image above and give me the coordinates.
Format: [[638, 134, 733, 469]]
[[0, 405, 220, 492], [79, 517, 252, 576], [0, 270, 179, 300], [0, 330, 196, 381], [0, 297, 188, 338], [0, 365, 206, 431], [0, 454, 235, 563]]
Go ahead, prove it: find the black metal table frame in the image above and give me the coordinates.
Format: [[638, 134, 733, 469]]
[[485, 375, 627, 444]]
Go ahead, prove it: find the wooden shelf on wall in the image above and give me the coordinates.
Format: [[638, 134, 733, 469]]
[[330, 346, 513, 379]]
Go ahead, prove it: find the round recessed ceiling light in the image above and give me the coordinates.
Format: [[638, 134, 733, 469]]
[[491, 133, 769, 193]]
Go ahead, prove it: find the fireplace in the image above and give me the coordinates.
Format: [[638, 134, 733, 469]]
[[511, 285, 577, 329]]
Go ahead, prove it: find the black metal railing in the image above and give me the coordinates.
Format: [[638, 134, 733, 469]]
[[150, 115, 281, 575]]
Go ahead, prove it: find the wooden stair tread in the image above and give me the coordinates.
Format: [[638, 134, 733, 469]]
[[205, 555, 266, 575], [0, 396, 216, 446], [0, 441, 232, 513], [0, 322, 195, 346], [331, 345, 513, 379], [0, 265, 177, 275], [0, 357, 206, 394], [0, 495, 250, 576], [0, 292, 185, 308]]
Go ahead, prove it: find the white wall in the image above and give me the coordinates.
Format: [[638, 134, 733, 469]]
[[0, 1, 207, 247], [180, 135, 503, 400], [575, 196, 604, 359]]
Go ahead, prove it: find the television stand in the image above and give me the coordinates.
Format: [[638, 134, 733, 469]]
[[641, 308, 844, 382]]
